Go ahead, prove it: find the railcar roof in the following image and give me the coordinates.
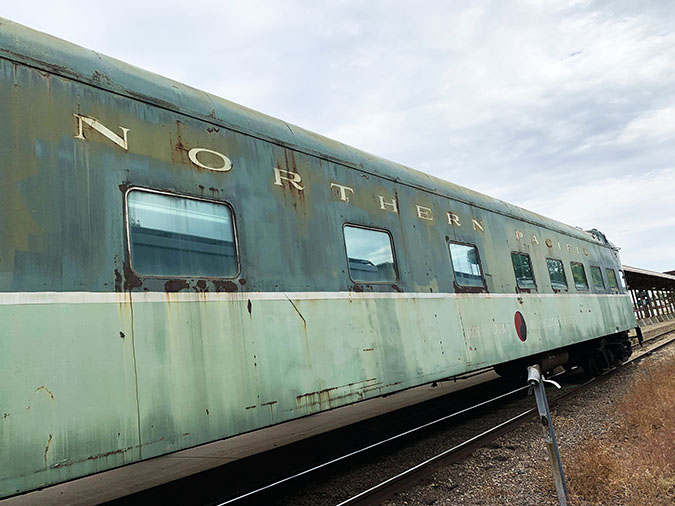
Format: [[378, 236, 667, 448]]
[[0, 17, 603, 245]]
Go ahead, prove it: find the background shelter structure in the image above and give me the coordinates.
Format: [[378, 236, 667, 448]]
[[623, 266, 675, 325]]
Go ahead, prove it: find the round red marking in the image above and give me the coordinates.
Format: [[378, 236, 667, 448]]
[[514, 311, 527, 341]]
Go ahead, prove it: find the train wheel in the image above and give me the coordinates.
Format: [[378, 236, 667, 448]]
[[582, 354, 603, 377]]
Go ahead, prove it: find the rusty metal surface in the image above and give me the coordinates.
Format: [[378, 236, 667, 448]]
[[0, 17, 637, 499]]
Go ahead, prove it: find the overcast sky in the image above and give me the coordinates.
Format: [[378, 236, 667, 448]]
[[4, 1, 674, 271]]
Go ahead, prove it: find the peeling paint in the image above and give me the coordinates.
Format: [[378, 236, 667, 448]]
[[123, 262, 142, 291], [164, 279, 189, 292], [213, 280, 238, 292]]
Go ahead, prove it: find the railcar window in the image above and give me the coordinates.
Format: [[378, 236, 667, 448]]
[[606, 268, 619, 293], [618, 270, 627, 292], [590, 266, 605, 291], [511, 252, 536, 291], [570, 262, 589, 290], [127, 190, 238, 277], [546, 258, 568, 291], [448, 242, 485, 288], [343, 225, 397, 283]]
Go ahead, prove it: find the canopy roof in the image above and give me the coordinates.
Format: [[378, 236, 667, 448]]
[[623, 265, 675, 290]]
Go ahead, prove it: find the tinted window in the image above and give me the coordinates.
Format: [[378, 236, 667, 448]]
[[546, 258, 568, 291], [127, 190, 237, 277], [606, 269, 619, 293], [511, 252, 536, 290], [570, 262, 589, 290], [449, 242, 485, 288], [590, 266, 605, 290], [344, 225, 397, 283]]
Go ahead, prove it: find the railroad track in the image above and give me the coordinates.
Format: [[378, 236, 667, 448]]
[[211, 328, 675, 506], [337, 330, 675, 506]]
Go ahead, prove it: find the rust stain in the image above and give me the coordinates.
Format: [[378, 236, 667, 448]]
[[391, 284, 403, 293], [1, 49, 78, 81], [213, 280, 238, 292], [294, 379, 379, 410], [363, 348, 374, 352], [114, 269, 123, 292], [239, 278, 247, 285], [86, 446, 133, 461], [194, 280, 208, 292], [352, 284, 363, 293], [91, 70, 113, 85], [44, 433, 53, 464], [50, 438, 165, 469], [171, 120, 188, 164], [118, 180, 131, 194], [182, 432, 190, 436], [123, 262, 142, 291], [261, 401, 277, 407], [35, 385, 55, 401], [245, 405, 256, 410], [119, 331, 125, 339], [247, 299, 252, 315], [164, 279, 189, 292]]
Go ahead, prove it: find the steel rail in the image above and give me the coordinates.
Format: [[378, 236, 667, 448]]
[[633, 326, 675, 348], [215, 384, 530, 505], [337, 331, 675, 506]]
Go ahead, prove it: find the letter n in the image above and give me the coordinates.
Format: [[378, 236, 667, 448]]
[[74, 114, 130, 151]]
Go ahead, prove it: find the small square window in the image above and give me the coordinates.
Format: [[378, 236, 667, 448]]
[[127, 190, 238, 277], [590, 266, 605, 291], [606, 268, 619, 293], [448, 242, 485, 290], [511, 252, 536, 291], [343, 225, 397, 283], [546, 258, 568, 291], [570, 262, 589, 290]]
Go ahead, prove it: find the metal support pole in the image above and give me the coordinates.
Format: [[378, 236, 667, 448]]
[[527, 365, 568, 506]]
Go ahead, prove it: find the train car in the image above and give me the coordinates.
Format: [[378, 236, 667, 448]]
[[0, 18, 637, 499]]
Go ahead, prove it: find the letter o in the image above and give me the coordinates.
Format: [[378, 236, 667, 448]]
[[188, 148, 232, 172]]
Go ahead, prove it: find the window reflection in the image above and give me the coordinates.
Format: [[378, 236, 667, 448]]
[[128, 190, 237, 277], [546, 258, 568, 291], [606, 269, 619, 293], [570, 262, 589, 290], [590, 266, 605, 291], [511, 253, 536, 290], [449, 243, 484, 288], [344, 225, 397, 283]]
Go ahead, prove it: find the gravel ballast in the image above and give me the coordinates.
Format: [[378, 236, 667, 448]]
[[383, 339, 675, 505]]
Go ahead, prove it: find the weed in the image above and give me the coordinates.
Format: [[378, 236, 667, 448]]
[[566, 356, 675, 505]]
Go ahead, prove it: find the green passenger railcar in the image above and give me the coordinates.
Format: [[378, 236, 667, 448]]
[[0, 18, 636, 498]]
